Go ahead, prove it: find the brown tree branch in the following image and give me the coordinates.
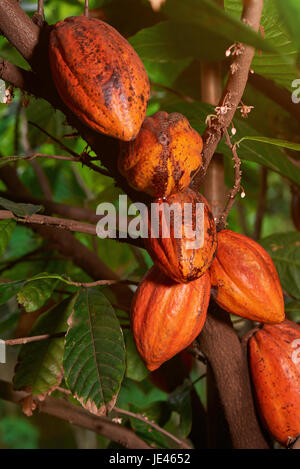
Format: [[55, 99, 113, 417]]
[[192, 0, 264, 189], [197, 303, 269, 449], [0, 165, 134, 307], [0, 380, 150, 449], [217, 129, 242, 230], [0, 209, 98, 235], [113, 407, 192, 449]]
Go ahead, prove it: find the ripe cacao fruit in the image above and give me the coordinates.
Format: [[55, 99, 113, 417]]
[[118, 111, 203, 198], [49, 16, 150, 140], [249, 320, 300, 446], [209, 230, 284, 323], [131, 266, 210, 371], [144, 188, 217, 283], [148, 351, 194, 393]]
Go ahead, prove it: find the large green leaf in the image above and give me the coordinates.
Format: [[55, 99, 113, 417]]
[[13, 298, 73, 396], [260, 232, 300, 300], [0, 219, 16, 258], [163, 0, 274, 52], [274, 0, 300, 53], [0, 197, 43, 217], [63, 289, 125, 416], [17, 274, 59, 312], [225, 0, 298, 89], [124, 329, 149, 382], [129, 20, 230, 62]]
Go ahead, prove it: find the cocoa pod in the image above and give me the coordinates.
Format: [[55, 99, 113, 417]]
[[49, 16, 150, 140], [148, 351, 194, 393], [118, 111, 203, 198], [144, 188, 217, 283], [209, 229, 285, 323], [249, 320, 300, 446], [131, 266, 210, 371]]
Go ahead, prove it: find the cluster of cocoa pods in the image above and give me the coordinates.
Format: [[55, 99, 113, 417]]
[[49, 15, 299, 447]]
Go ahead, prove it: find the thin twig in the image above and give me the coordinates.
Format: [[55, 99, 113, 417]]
[[113, 407, 192, 449], [37, 0, 44, 17], [64, 277, 139, 288], [28, 121, 111, 178], [217, 129, 242, 230], [84, 0, 89, 17], [5, 332, 65, 346], [1, 153, 80, 163], [28, 121, 80, 159], [0, 380, 150, 449], [192, 0, 264, 189]]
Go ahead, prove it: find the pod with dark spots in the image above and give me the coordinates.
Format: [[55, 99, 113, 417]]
[[249, 320, 300, 446], [118, 111, 203, 198], [144, 188, 217, 283], [210, 230, 285, 323], [49, 16, 150, 140], [131, 266, 210, 371]]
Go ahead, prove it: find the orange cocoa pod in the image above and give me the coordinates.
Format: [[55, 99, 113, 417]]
[[249, 320, 300, 446], [49, 16, 150, 141], [210, 229, 284, 323], [118, 111, 203, 198], [144, 188, 217, 283], [131, 266, 210, 371]]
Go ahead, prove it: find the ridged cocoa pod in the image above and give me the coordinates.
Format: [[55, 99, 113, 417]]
[[249, 320, 300, 446], [210, 230, 285, 323], [118, 112, 203, 198], [131, 266, 210, 371], [291, 187, 300, 230], [144, 188, 217, 283], [49, 16, 150, 140]]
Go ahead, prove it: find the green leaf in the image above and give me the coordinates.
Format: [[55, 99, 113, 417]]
[[285, 300, 300, 323], [260, 232, 300, 300], [0, 197, 43, 217], [274, 0, 300, 53], [0, 219, 16, 257], [0, 280, 24, 306], [17, 274, 59, 312], [124, 329, 149, 382], [225, 0, 298, 89], [129, 401, 172, 448], [237, 136, 300, 152], [164, 0, 275, 53], [13, 298, 73, 396], [63, 289, 125, 415], [129, 20, 230, 62], [168, 380, 192, 438]]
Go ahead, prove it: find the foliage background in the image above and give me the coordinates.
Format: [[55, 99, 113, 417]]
[[0, 0, 299, 448]]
